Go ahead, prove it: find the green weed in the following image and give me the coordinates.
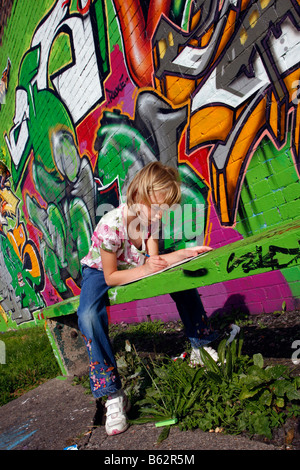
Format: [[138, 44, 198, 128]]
[[115, 336, 300, 442]]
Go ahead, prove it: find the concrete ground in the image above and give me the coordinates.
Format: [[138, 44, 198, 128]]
[[0, 375, 281, 452]]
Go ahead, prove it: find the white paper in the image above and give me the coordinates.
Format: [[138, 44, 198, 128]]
[[120, 252, 209, 285]]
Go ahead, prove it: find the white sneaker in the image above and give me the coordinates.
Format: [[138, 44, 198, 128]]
[[105, 390, 130, 436], [226, 324, 241, 345], [190, 346, 219, 367]]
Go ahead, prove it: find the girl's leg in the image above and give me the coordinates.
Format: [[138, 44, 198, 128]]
[[170, 288, 219, 348], [77, 266, 122, 398]]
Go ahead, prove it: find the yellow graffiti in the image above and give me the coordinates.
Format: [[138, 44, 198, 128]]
[[0, 187, 19, 218], [7, 221, 43, 280], [0, 305, 8, 324], [0, 59, 11, 109]]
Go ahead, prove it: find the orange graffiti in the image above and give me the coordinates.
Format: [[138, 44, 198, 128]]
[[153, 0, 300, 226], [6, 221, 44, 286]]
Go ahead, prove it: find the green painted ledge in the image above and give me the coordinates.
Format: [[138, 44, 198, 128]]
[[41, 218, 300, 319]]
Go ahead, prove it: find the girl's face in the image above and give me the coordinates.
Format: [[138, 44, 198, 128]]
[[137, 191, 166, 226]]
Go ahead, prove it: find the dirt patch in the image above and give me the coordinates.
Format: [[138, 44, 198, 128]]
[[111, 309, 300, 372], [239, 310, 300, 375]]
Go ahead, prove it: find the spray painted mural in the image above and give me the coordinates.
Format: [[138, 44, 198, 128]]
[[0, 0, 300, 329]]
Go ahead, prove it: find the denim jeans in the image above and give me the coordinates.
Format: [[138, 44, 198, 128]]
[[77, 266, 218, 398], [170, 289, 219, 349], [77, 266, 122, 398]]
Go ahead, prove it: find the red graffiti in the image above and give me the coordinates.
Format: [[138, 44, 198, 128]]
[[112, 0, 172, 87], [61, 0, 71, 8], [77, 0, 91, 14]]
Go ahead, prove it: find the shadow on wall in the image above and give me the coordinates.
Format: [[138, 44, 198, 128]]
[[210, 294, 251, 329]]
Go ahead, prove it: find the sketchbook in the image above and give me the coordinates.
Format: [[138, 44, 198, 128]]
[[120, 251, 209, 286]]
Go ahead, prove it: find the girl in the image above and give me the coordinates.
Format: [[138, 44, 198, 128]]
[[77, 162, 218, 436]]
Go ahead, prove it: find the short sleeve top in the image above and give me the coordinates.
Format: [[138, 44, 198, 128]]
[[81, 204, 151, 271]]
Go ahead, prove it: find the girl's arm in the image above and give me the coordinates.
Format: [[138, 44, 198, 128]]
[[100, 247, 168, 286], [161, 245, 212, 264], [101, 237, 212, 286], [146, 236, 212, 265]]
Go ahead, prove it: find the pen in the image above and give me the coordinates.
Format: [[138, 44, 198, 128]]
[[145, 253, 150, 258]]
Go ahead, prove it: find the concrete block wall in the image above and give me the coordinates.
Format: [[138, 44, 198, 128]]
[[0, 0, 300, 331]]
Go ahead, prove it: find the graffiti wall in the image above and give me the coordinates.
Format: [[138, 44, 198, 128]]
[[0, 0, 300, 331]]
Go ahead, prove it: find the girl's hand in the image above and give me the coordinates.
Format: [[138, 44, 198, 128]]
[[143, 255, 168, 274], [167, 246, 213, 264], [181, 245, 213, 259]]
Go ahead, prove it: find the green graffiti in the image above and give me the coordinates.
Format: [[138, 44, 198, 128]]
[[3, 0, 110, 299], [95, 108, 208, 250], [8, 44, 95, 296], [93, 0, 109, 75], [236, 136, 300, 238], [95, 111, 153, 188]]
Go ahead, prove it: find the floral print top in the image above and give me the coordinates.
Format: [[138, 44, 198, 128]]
[[81, 204, 149, 271]]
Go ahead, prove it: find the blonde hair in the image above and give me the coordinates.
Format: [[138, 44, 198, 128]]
[[126, 161, 181, 207]]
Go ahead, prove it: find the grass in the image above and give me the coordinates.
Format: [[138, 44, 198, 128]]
[[0, 320, 173, 408], [0, 327, 60, 407]]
